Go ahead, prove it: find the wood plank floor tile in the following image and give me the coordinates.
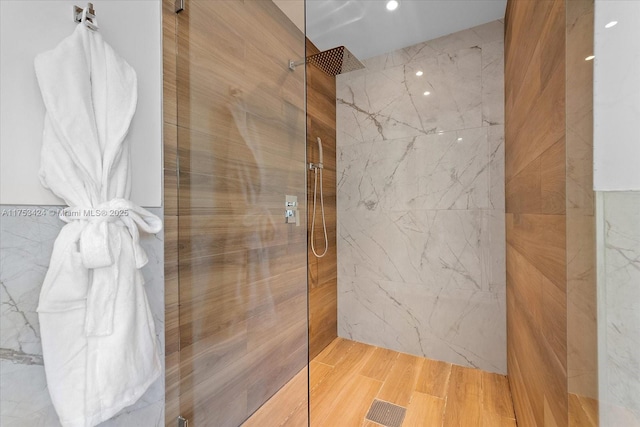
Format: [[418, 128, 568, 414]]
[[314, 374, 382, 427], [314, 337, 353, 366], [241, 367, 307, 427], [443, 365, 483, 427], [403, 392, 445, 427], [244, 338, 517, 427], [282, 401, 309, 427], [332, 341, 376, 373], [482, 371, 515, 418], [376, 352, 423, 407], [309, 361, 333, 391], [359, 346, 399, 383], [310, 342, 375, 416], [481, 411, 518, 427], [415, 358, 452, 399]]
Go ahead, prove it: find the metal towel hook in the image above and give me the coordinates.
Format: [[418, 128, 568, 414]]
[[73, 2, 99, 31]]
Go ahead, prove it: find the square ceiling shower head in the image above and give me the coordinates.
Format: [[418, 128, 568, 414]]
[[289, 46, 364, 76], [306, 46, 365, 76]]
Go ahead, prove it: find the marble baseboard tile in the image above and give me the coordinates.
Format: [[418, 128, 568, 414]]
[[600, 192, 640, 424], [0, 205, 165, 426], [0, 361, 60, 426], [0, 208, 60, 358]]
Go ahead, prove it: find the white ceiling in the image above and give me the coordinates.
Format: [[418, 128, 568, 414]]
[[306, 0, 507, 60]]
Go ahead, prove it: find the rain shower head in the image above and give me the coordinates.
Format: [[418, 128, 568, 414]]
[[289, 46, 365, 76]]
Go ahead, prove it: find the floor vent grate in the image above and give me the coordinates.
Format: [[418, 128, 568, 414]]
[[365, 399, 407, 427]]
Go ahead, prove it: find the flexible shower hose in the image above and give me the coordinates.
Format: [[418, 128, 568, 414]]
[[311, 139, 328, 258]]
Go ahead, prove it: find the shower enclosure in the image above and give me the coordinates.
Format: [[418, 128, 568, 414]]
[[164, 1, 309, 425]]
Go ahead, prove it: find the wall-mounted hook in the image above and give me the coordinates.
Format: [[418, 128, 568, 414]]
[[73, 2, 98, 31]]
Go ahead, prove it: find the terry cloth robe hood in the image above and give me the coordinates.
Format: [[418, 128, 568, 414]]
[[34, 24, 162, 427]]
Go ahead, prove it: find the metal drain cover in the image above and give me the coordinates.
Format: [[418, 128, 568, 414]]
[[365, 399, 407, 427]]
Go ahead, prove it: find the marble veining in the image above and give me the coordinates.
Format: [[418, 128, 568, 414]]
[[338, 127, 502, 213], [599, 192, 640, 426], [337, 20, 505, 374], [337, 47, 482, 144], [0, 206, 164, 426], [338, 276, 505, 373], [489, 125, 505, 211], [338, 209, 503, 292]]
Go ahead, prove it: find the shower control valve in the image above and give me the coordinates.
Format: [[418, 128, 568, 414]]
[[285, 195, 300, 226]]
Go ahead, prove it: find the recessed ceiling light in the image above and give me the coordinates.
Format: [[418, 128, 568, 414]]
[[423, 91, 431, 96], [585, 55, 595, 61], [386, 0, 399, 11], [605, 21, 618, 28], [457, 137, 463, 141], [416, 71, 423, 76]]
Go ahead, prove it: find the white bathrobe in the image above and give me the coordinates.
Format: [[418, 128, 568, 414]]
[[34, 24, 162, 427]]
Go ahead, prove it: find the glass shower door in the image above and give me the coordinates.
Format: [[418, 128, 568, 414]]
[[174, 1, 308, 425]]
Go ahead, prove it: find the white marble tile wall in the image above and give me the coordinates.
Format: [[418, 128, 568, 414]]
[[337, 20, 506, 373], [0, 206, 165, 427], [598, 192, 640, 427]]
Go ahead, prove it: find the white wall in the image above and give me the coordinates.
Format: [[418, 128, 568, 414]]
[[594, 1, 640, 191], [0, 0, 162, 207]]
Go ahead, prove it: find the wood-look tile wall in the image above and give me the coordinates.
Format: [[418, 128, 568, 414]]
[[306, 39, 338, 360], [163, 1, 308, 425], [505, 0, 568, 426]]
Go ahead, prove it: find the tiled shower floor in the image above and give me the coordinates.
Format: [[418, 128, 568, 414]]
[[244, 338, 516, 426]]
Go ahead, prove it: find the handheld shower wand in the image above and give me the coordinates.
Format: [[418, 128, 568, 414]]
[[310, 137, 328, 258]]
